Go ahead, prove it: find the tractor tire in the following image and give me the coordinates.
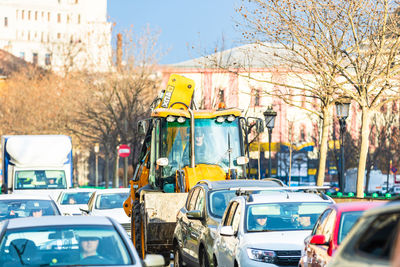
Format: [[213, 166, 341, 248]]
[[132, 200, 145, 259]]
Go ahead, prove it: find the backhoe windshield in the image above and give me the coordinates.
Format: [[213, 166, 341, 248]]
[[161, 118, 243, 178]]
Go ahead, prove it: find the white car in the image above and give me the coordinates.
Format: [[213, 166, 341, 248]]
[[0, 216, 164, 266], [56, 188, 96, 216], [212, 190, 334, 267], [81, 188, 131, 235], [0, 194, 61, 220]]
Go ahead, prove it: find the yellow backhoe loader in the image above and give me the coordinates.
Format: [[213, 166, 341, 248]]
[[123, 74, 263, 261]]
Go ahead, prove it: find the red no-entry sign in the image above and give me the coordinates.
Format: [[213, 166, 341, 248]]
[[118, 144, 131, 158]]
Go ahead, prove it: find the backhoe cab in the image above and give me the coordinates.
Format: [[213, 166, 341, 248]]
[[123, 74, 263, 259]]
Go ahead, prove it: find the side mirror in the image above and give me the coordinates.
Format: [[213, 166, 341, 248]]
[[137, 120, 148, 135], [309, 234, 328, 245], [220, 226, 235, 236], [256, 118, 264, 133], [143, 254, 165, 267], [156, 158, 169, 167], [79, 208, 89, 215], [187, 210, 204, 220]]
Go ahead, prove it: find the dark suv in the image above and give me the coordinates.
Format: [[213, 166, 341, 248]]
[[172, 179, 284, 267]]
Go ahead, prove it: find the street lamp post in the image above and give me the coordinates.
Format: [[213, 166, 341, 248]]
[[94, 143, 99, 188], [264, 106, 277, 178], [335, 100, 351, 193]]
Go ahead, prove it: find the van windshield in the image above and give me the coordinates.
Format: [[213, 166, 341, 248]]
[[15, 170, 67, 189]]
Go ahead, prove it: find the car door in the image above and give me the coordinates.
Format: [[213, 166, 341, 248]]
[[181, 187, 200, 259], [219, 201, 239, 267], [307, 208, 336, 267], [188, 187, 205, 262]]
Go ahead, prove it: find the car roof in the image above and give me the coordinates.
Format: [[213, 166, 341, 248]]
[[60, 188, 97, 193], [6, 216, 113, 229], [362, 200, 400, 217], [244, 191, 333, 204], [93, 188, 130, 194], [0, 194, 54, 200], [196, 179, 285, 190], [332, 201, 385, 213]]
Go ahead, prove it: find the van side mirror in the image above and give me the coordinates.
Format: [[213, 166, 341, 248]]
[[187, 210, 204, 220], [220, 226, 234, 236]]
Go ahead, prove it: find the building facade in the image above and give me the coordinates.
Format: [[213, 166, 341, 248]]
[[0, 0, 111, 73]]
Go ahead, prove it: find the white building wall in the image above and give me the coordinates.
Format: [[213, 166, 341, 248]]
[[0, 0, 111, 73]]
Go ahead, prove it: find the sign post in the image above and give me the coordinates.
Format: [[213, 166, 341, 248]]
[[118, 144, 131, 188]]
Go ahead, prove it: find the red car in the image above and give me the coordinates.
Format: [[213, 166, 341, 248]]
[[299, 201, 385, 267]]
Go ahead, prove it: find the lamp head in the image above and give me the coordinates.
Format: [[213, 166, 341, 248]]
[[263, 106, 277, 129], [335, 100, 351, 120]]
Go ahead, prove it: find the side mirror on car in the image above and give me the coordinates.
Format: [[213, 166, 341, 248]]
[[309, 234, 328, 245], [79, 208, 89, 215], [143, 254, 165, 267], [220, 226, 235, 236], [187, 210, 204, 220]]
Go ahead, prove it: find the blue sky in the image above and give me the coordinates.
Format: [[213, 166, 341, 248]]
[[107, 0, 244, 65]]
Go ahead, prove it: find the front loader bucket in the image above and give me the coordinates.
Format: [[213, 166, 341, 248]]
[[143, 192, 188, 253]]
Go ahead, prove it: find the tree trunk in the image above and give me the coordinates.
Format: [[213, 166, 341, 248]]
[[104, 152, 110, 189], [317, 107, 331, 186], [357, 108, 371, 198]]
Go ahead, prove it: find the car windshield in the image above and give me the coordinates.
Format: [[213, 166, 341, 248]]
[[0, 225, 133, 265], [15, 170, 67, 190], [338, 210, 364, 244], [246, 202, 330, 231], [0, 199, 59, 221], [161, 118, 243, 178], [208, 190, 237, 219], [60, 192, 93, 205], [95, 193, 129, 210]]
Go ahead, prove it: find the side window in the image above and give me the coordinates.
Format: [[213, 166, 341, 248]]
[[355, 212, 400, 260], [149, 119, 160, 188], [194, 188, 205, 211], [231, 203, 241, 233], [322, 209, 337, 241], [187, 188, 200, 211], [223, 202, 238, 226], [313, 209, 332, 235]]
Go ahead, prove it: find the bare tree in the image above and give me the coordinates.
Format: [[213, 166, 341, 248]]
[[237, 0, 400, 196]]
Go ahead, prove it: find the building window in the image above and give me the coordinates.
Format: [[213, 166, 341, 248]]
[[57, 13, 61, 23], [78, 14, 81, 24], [22, 10, 24, 20], [41, 11, 44, 20], [16, 10, 18, 19], [75, 0, 78, 3], [47, 12, 50, 21], [32, 53, 38, 65], [57, 33, 61, 39], [28, 11, 31, 20], [28, 31, 31, 40], [4, 17, 8, 27], [250, 88, 261, 107], [19, 52, 25, 59], [45, 53, 51, 66], [67, 15, 70, 24], [35, 11, 38, 20], [41, 32, 44, 42]]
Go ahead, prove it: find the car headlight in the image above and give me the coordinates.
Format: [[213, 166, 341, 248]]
[[246, 248, 276, 263]]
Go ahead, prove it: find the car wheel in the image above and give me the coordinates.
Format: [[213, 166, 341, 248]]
[[173, 246, 183, 267], [200, 249, 210, 267], [132, 200, 145, 259], [213, 255, 218, 267]]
